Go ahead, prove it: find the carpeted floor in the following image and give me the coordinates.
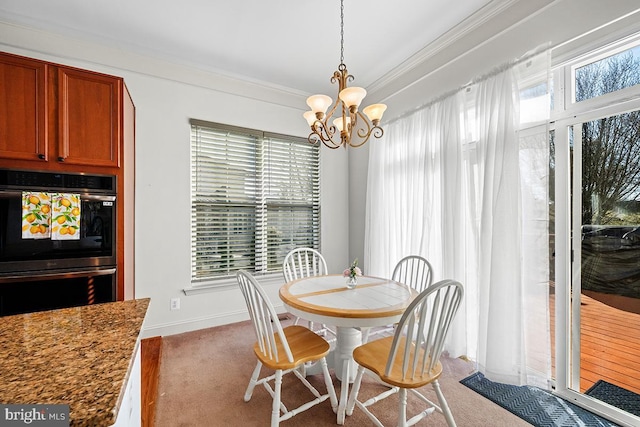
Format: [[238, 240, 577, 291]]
[[154, 317, 532, 426]]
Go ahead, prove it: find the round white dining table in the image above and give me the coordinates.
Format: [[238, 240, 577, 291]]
[[279, 274, 417, 424]]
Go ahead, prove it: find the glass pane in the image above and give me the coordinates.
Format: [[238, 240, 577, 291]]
[[575, 45, 640, 102], [191, 203, 256, 279], [576, 110, 640, 401]]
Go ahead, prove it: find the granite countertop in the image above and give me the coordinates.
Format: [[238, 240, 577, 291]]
[[0, 298, 150, 426]]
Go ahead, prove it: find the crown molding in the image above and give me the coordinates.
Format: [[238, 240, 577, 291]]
[[0, 20, 308, 110], [366, 0, 524, 95]]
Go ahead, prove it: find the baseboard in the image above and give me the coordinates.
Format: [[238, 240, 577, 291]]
[[139, 301, 291, 338]]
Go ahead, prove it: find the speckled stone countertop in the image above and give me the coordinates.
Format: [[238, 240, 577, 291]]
[[0, 298, 150, 426]]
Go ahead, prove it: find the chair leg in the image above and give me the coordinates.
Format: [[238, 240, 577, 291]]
[[346, 365, 365, 416], [337, 357, 351, 425], [271, 369, 283, 427], [361, 327, 370, 344], [320, 356, 338, 413], [397, 388, 408, 427], [432, 380, 456, 427], [244, 361, 262, 402]]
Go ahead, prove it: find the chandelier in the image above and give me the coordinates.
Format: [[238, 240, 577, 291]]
[[303, 0, 387, 149]]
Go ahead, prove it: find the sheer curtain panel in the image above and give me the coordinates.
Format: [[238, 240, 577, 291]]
[[364, 49, 551, 387]]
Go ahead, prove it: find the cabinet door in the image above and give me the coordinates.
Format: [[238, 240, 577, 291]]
[[0, 54, 48, 161], [58, 67, 121, 168]]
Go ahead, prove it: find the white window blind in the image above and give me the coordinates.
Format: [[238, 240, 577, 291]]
[[190, 120, 320, 284]]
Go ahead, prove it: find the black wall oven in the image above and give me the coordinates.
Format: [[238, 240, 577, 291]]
[[0, 169, 117, 316]]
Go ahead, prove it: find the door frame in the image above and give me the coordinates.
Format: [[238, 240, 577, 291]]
[[553, 100, 640, 427]]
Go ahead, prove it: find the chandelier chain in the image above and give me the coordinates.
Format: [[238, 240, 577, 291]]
[[340, 0, 344, 65]]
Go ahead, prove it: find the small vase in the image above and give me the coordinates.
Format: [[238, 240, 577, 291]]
[[346, 276, 357, 290]]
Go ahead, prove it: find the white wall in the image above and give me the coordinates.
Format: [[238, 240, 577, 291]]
[[0, 22, 349, 337]]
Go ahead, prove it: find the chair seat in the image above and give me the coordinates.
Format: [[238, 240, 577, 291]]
[[352, 336, 443, 388], [254, 325, 331, 370]]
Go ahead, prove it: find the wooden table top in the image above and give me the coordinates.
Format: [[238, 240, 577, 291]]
[[279, 274, 417, 321]]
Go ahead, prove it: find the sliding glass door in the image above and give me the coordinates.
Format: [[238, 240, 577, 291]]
[[554, 107, 640, 427]]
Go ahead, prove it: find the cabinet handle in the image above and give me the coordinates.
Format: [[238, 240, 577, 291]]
[[38, 154, 45, 160], [58, 156, 65, 162]]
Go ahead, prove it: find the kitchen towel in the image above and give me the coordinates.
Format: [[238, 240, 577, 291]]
[[21, 192, 52, 239], [51, 193, 81, 240]]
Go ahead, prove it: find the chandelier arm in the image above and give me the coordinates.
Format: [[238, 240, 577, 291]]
[[371, 126, 384, 139], [323, 139, 342, 149], [308, 125, 341, 149], [354, 111, 371, 140], [312, 119, 343, 148]]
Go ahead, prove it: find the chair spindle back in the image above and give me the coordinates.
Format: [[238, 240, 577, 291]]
[[392, 255, 434, 294], [283, 248, 328, 282], [237, 270, 293, 364], [385, 279, 463, 380]]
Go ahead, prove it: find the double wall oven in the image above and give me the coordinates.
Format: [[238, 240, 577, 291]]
[[0, 169, 117, 316]]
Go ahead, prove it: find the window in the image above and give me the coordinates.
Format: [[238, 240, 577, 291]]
[[572, 42, 640, 103], [190, 120, 320, 285]]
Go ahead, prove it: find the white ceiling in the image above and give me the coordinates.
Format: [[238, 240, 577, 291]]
[[0, 0, 492, 95]]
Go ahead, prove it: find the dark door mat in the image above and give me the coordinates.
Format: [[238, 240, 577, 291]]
[[461, 372, 619, 426], [586, 380, 640, 417]]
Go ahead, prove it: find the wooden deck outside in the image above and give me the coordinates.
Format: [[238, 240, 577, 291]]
[[550, 290, 640, 395]]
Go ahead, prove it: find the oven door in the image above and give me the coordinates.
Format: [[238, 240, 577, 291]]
[[0, 190, 116, 274], [0, 267, 117, 316]]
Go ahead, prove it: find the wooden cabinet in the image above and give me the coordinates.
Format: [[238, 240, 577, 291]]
[[0, 54, 48, 162], [0, 51, 135, 301], [0, 52, 122, 171], [56, 67, 121, 168]]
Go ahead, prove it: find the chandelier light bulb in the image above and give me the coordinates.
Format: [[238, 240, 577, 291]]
[[333, 116, 351, 132], [363, 103, 387, 123], [339, 87, 367, 109], [306, 94, 333, 115], [303, 111, 317, 126]]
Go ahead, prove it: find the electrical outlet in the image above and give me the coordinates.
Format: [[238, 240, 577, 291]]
[[170, 297, 181, 311]]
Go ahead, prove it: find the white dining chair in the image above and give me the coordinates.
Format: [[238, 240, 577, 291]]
[[363, 255, 434, 343], [282, 247, 336, 341], [346, 279, 464, 427], [392, 255, 434, 294], [236, 270, 338, 427]]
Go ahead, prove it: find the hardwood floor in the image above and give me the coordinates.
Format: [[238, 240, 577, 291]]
[[579, 292, 640, 394], [551, 290, 640, 395], [141, 336, 162, 427]]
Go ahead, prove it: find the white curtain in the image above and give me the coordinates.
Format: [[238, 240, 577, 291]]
[[364, 49, 551, 386]]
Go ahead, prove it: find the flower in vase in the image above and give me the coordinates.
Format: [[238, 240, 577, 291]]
[[343, 258, 362, 280]]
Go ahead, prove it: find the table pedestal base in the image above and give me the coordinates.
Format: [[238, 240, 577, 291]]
[[334, 326, 363, 424], [334, 326, 361, 383]]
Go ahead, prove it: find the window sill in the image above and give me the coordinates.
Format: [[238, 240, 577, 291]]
[[183, 272, 284, 295]]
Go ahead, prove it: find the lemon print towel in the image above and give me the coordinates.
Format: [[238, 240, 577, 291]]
[[22, 192, 52, 239], [52, 193, 80, 240]]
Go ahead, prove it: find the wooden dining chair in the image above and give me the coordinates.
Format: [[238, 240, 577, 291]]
[[236, 270, 338, 427], [346, 279, 464, 427], [363, 255, 434, 343], [282, 247, 336, 341]]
